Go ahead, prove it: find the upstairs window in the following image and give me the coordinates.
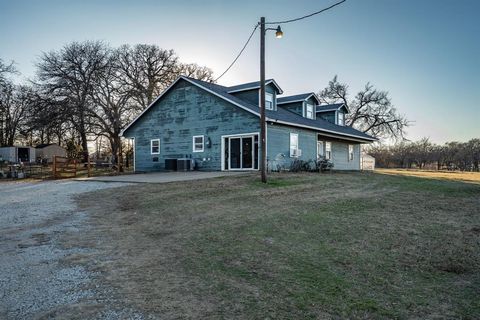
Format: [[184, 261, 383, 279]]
[[289, 133, 299, 157], [306, 103, 314, 119], [151, 139, 160, 154], [265, 92, 274, 110], [338, 112, 344, 126], [193, 135, 204, 152], [348, 144, 354, 161], [325, 142, 332, 160]]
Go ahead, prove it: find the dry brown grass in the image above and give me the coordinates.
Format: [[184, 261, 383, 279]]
[[376, 168, 480, 184], [60, 171, 480, 319]]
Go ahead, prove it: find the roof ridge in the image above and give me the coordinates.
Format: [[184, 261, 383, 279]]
[[181, 76, 229, 90], [277, 92, 315, 99], [226, 78, 275, 88]]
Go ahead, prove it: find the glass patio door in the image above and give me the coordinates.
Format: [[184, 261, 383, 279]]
[[229, 137, 241, 169], [227, 136, 254, 170]]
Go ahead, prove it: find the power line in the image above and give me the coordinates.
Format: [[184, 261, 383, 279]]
[[214, 23, 259, 82], [214, 0, 347, 81], [266, 0, 347, 25]]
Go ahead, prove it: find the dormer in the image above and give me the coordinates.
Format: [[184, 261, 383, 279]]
[[277, 93, 321, 120], [227, 79, 283, 111], [316, 103, 349, 126]]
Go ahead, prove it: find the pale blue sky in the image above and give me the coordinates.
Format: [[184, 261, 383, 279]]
[[1, 0, 478, 143]]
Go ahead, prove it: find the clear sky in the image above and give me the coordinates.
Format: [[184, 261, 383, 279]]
[[1, 0, 478, 143]]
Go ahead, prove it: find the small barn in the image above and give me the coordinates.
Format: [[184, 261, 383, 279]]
[[0, 146, 36, 163], [35, 143, 67, 163], [361, 153, 376, 170]]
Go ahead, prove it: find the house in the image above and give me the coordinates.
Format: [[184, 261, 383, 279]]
[[121, 76, 376, 172], [0, 146, 36, 163], [35, 143, 67, 163]]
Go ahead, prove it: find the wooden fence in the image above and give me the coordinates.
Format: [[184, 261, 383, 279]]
[[53, 156, 77, 179]]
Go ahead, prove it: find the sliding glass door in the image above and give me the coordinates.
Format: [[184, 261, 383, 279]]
[[224, 135, 257, 170]]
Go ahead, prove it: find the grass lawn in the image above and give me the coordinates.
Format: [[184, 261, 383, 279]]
[[69, 170, 480, 319]]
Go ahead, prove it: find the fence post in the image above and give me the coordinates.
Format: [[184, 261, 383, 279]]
[[53, 156, 57, 179]]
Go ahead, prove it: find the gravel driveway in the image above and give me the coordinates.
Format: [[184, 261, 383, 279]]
[[0, 180, 142, 319]]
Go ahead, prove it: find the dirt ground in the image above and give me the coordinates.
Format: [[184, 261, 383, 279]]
[[0, 180, 142, 319]]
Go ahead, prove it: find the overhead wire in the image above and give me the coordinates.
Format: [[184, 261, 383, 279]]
[[214, 0, 347, 81], [214, 23, 259, 82], [265, 0, 346, 25]]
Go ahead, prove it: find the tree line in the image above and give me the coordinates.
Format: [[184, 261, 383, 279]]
[[0, 41, 214, 164], [1, 40, 410, 166], [368, 138, 480, 171]]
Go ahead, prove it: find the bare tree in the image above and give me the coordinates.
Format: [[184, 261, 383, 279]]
[[23, 85, 70, 146], [0, 59, 18, 86], [0, 84, 33, 146], [368, 137, 480, 171], [177, 63, 214, 81], [36, 41, 110, 161], [116, 44, 214, 109], [115, 45, 179, 109], [90, 52, 136, 169], [319, 76, 409, 141], [0, 58, 19, 146]]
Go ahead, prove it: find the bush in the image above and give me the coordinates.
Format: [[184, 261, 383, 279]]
[[316, 157, 334, 172]]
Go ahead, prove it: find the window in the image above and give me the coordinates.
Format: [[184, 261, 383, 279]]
[[193, 135, 204, 152], [306, 103, 314, 119], [151, 139, 160, 154], [338, 112, 344, 126], [317, 141, 324, 158], [348, 144, 354, 161], [290, 133, 299, 157], [325, 142, 332, 160], [265, 92, 274, 110]]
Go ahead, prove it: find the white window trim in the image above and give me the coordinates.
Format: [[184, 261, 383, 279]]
[[150, 139, 160, 155], [348, 144, 354, 161], [317, 141, 324, 158], [192, 135, 204, 153], [338, 111, 344, 126], [265, 92, 274, 110], [259, 90, 275, 111], [325, 141, 332, 160], [306, 103, 314, 119], [290, 133, 299, 157], [221, 131, 260, 171]]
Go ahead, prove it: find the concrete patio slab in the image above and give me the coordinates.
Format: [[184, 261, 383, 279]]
[[75, 171, 251, 184]]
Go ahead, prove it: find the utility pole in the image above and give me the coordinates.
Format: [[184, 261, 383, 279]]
[[259, 16, 267, 183]]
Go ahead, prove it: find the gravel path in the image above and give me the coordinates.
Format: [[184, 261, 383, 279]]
[[0, 180, 141, 319]]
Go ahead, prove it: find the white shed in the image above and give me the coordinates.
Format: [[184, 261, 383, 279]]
[[0, 146, 36, 163], [35, 143, 67, 163], [361, 153, 375, 170]]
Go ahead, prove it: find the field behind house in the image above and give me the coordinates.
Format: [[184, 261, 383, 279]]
[[66, 170, 480, 319]]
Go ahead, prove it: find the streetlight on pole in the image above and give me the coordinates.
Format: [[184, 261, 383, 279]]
[[259, 17, 283, 183]]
